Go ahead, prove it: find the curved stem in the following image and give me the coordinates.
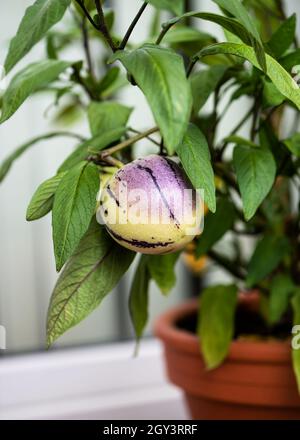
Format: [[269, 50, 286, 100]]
[[94, 0, 117, 52], [74, 0, 99, 31], [119, 2, 148, 50], [155, 23, 173, 45]]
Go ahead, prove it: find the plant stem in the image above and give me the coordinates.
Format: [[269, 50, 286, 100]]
[[155, 23, 173, 45], [119, 2, 148, 50], [208, 250, 246, 280], [75, 0, 99, 31], [81, 16, 94, 78], [186, 58, 197, 78], [128, 127, 161, 147], [101, 127, 159, 158], [94, 0, 117, 52]]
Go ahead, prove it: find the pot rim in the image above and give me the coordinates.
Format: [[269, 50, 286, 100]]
[[154, 295, 292, 364]]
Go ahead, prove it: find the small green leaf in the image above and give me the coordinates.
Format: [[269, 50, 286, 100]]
[[59, 127, 127, 172], [129, 256, 151, 341], [52, 162, 100, 271], [177, 123, 216, 212], [196, 198, 236, 257], [198, 284, 238, 369], [4, 0, 71, 73], [147, 0, 184, 16], [292, 290, 300, 392], [110, 44, 192, 154], [47, 219, 134, 346], [269, 274, 295, 324], [0, 60, 72, 123], [190, 65, 228, 112], [26, 172, 66, 221], [195, 43, 300, 110], [163, 26, 214, 45], [233, 144, 276, 220], [268, 14, 297, 59], [262, 78, 285, 108], [87, 102, 132, 137], [280, 49, 300, 72], [284, 134, 300, 157], [246, 235, 291, 287], [147, 253, 179, 295]]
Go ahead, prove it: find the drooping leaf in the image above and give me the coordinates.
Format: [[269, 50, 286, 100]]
[[198, 284, 238, 369], [147, 253, 179, 295], [47, 219, 135, 346], [291, 290, 300, 392], [283, 134, 300, 157], [87, 102, 132, 137], [163, 26, 214, 46], [212, 0, 266, 71], [246, 234, 291, 287], [190, 65, 228, 113], [147, 0, 184, 16], [195, 43, 300, 110], [269, 274, 295, 324], [233, 144, 276, 220], [129, 255, 151, 341], [110, 44, 192, 154], [268, 14, 297, 59], [52, 161, 100, 271], [58, 126, 127, 172], [4, 0, 71, 73], [196, 198, 236, 257], [0, 60, 72, 123], [26, 172, 66, 221], [177, 123, 216, 212]]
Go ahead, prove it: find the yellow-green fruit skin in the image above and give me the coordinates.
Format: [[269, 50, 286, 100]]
[[97, 155, 199, 255]]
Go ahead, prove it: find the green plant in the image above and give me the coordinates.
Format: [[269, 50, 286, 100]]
[[1, 0, 300, 388]]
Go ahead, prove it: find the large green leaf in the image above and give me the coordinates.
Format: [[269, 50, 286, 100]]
[[52, 161, 99, 271], [147, 253, 179, 295], [190, 65, 228, 113], [233, 144, 276, 220], [59, 127, 127, 172], [0, 60, 72, 123], [268, 14, 297, 59], [129, 256, 150, 341], [26, 172, 66, 221], [212, 0, 266, 71], [246, 235, 291, 287], [110, 44, 192, 154], [147, 0, 184, 16], [177, 123, 216, 212], [4, 0, 71, 73], [269, 274, 295, 324], [87, 102, 132, 137], [195, 43, 300, 110], [163, 26, 214, 46], [198, 284, 238, 369], [47, 220, 134, 346], [196, 198, 236, 257], [292, 290, 300, 392]]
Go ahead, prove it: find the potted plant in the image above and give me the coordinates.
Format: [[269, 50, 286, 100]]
[[1, 0, 300, 420]]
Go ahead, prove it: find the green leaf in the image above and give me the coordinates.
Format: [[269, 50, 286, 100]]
[[52, 162, 100, 271], [284, 134, 300, 157], [177, 123, 216, 212], [212, 0, 266, 71], [147, 253, 179, 295], [163, 26, 214, 45], [280, 49, 300, 72], [87, 102, 132, 137], [4, 0, 71, 73], [47, 219, 134, 346], [198, 284, 238, 369], [110, 44, 192, 154], [262, 78, 285, 108], [26, 172, 66, 221], [269, 274, 295, 324], [195, 43, 300, 110], [246, 234, 291, 287], [196, 198, 235, 257], [129, 256, 151, 341], [190, 65, 228, 112], [0, 60, 72, 123], [59, 127, 127, 172], [291, 290, 300, 392], [233, 144, 276, 220], [268, 14, 297, 59], [147, 0, 184, 16]]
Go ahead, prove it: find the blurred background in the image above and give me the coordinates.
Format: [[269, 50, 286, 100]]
[[0, 0, 299, 420]]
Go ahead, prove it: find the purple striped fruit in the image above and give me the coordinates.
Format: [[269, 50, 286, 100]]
[[97, 154, 200, 254]]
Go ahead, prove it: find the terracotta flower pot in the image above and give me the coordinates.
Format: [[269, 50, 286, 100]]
[[154, 294, 300, 420]]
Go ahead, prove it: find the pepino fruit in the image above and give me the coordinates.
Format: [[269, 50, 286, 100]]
[[97, 155, 201, 254]]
